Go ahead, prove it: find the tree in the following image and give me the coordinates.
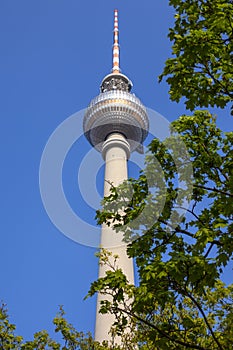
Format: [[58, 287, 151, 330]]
[[0, 303, 113, 350], [88, 1, 233, 348], [91, 111, 233, 349], [159, 0, 233, 113]]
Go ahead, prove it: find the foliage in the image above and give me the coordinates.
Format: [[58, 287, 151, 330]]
[[159, 0, 233, 113], [92, 111, 233, 349], [92, 2, 233, 346], [0, 303, 23, 349], [0, 304, 112, 350]]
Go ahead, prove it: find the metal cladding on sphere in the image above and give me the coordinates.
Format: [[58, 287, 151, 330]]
[[83, 10, 149, 155], [83, 88, 149, 155]]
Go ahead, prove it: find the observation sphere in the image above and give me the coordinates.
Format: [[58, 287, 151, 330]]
[[83, 73, 149, 154]]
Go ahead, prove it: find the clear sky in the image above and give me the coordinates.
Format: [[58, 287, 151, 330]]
[[0, 0, 232, 342]]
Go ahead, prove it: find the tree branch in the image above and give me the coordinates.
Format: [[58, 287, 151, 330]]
[[114, 306, 208, 350], [204, 242, 215, 259], [193, 184, 233, 198], [184, 290, 224, 350]]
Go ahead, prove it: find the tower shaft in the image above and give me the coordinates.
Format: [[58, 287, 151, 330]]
[[95, 133, 134, 344]]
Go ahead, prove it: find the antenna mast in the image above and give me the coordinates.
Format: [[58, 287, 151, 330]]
[[112, 9, 120, 73]]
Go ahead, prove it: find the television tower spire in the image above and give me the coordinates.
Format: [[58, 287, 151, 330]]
[[112, 9, 120, 73]]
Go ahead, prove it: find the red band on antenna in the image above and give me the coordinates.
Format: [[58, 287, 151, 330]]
[[112, 9, 120, 73]]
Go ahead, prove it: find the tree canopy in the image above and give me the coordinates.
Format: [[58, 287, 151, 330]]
[[92, 111, 233, 349], [90, 1, 233, 348], [160, 0, 233, 113], [0, 304, 114, 350]]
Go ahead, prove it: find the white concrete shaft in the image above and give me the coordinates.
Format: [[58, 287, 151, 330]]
[[95, 133, 134, 344]]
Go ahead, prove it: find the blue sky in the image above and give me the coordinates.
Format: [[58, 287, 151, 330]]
[[0, 0, 232, 342]]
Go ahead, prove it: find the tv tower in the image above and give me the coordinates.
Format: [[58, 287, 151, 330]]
[[83, 10, 149, 344]]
